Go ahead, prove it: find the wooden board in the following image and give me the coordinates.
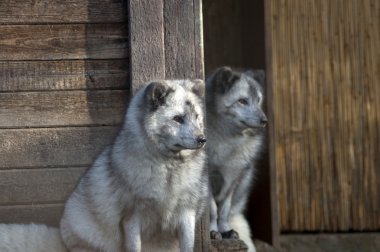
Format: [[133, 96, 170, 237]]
[[0, 0, 127, 24], [0, 203, 64, 226], [128, 0, 165, 93], [0, 60, 128, 91], [164, 0, 196, 79], [279, 234, 380, 252], [0, 127, 119, 169], [0, 167, 85, 205], [0, 90, 128, 128], [0, 24, 128, 60]]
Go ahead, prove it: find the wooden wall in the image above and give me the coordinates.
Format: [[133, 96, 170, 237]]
[[267, 0, 380, 232], [0, 0, 129, 225]]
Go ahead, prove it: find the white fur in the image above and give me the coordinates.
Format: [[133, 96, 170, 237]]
[[60, 80, 208, 252], [230, 214, 256, 252], [0, 223, 67, 252]]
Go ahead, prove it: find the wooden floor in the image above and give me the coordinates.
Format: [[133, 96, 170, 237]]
[[254, 233, 380, 252]]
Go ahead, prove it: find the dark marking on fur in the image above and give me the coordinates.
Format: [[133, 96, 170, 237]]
[[221, 229, 239, 239], [213, 67, 241, 94], [145, 81, 174, 111]]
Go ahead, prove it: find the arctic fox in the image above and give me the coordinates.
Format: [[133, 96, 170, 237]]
[[60, 79, 208, 252], [206, 67, 267, 252]]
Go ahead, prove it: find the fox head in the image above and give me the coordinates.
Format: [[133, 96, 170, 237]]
[[206, 66, 267, 134], [135, 79, 206, 156]]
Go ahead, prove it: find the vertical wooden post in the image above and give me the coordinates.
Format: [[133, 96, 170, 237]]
[[128, 0, 165, 94], [264, 0, 280, 248], [128, 0, 209, 250]]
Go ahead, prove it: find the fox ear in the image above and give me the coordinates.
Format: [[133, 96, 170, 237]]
[[145, 81, 173, 111], [214, 66, 240, 93], [246, 69, 265, 85], [191, 79, 205, 98]]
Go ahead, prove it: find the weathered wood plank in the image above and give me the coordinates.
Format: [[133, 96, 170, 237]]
[[0, 0, 127, 24], [164, 0, 196, 79], [210, 239, 248, 252], [0, 90, 128, 128], [0, 60, 129, 91], [0, 24, 128, 60], [128, 0, 165, 93], [0, 168, 85, 205], [264, 0, 280, 247], [279, 234, 380, 252], [0, 127, 119, 168], [0, 204, 64, 226]]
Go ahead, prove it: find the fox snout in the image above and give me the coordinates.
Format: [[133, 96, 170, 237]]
[[259, 115, 268, 127]]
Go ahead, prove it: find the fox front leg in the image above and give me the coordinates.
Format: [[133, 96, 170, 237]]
[[123, 215, 142, 252], [178, 210, 196, 252], [209, 196, 222, 240], [218, 191, 239, 239]]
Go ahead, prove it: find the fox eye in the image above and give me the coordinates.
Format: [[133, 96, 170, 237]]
[[238, 98, 249, 105], [173, 115, 185, 124]]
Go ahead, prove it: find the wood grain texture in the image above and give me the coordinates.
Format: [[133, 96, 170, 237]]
[[0, 24, 128, 60], [0, 127, 119, 169], [0, 0, 127, 24], [210, 239, 248, 252], [0, 90, 128, 128], [0, 60, 128, 91], [0, 167, 85, 205], [128, 0, 165, 93], [164, 0, 197, 79], [0, 203, 64, 226], [268, 0, 380, 232], [265, 0, 280, 247], [279, 233, 380, 252]]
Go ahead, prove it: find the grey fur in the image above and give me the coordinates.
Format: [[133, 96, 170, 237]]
[[206, 67, 267, 252], [60, 79, 208, 252]]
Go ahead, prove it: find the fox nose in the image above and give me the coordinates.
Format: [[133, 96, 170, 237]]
[[260, 118, 268, 126], [196, 135, 207, 145]]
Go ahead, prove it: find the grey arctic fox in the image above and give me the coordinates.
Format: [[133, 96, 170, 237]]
[[60, 79, 208, 252], [0, 79, 208, 252], [206, 67, 267, 252]]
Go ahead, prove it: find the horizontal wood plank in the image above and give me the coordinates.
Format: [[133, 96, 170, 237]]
[[0, 24, 128, 60], [0, 90, 128, 128], [279, 234, 380, 252], [0, 60, 129, 91], [0, 168, 85, 205], [0, 204, 63, 226], [0, 127, 119, 168], [0, 0, 127, 24]]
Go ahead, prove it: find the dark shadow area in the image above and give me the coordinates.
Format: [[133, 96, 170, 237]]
[[203, 0, 272, 244]]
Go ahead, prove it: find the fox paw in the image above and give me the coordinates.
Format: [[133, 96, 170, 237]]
[[210, 230, 223, 240], [221, 229, 239, 239]]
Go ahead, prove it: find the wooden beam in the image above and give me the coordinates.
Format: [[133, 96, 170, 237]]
[[128, 0, 165, 93], [0, 0, 127, 24], [0, 167, 85, 205], [0, 90, 128, 128], [0, 24, 128, 60], [0, 60, 128, 92], [265, 0, 280, 248], [0, 127, 118, 169]]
